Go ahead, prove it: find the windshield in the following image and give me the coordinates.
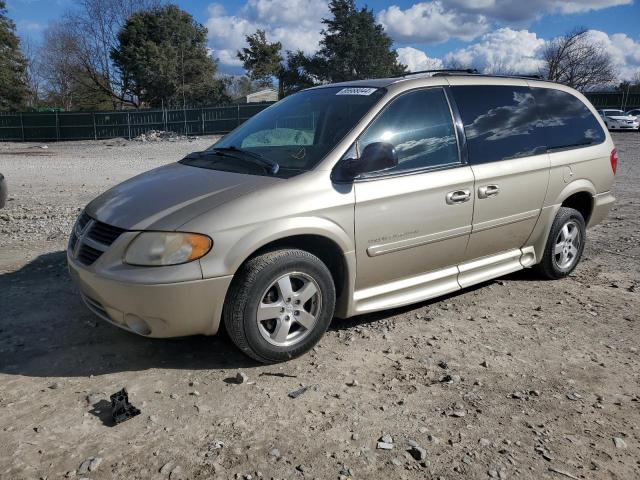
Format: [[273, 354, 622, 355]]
[[207, 87, 386, 174], [603, 110, 625, 116]]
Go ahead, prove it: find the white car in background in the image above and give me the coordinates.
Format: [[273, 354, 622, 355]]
[[626, 108, 640, 121], [598, 109, 639, 131]]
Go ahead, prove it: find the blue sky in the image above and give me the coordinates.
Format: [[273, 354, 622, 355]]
[[6, 0, 640, 78]]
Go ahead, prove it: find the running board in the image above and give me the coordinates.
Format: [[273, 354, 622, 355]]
[[351, 247, 537, 314], [458, 247, 535, 288]]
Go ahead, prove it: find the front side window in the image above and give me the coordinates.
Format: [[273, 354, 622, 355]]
[[357, 88, 459, 173]]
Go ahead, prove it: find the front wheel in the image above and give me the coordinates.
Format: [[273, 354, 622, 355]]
[[534, 207, 586, 279], [223, 249, 336, 363]]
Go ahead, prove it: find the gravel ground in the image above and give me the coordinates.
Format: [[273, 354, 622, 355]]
[[0, 133, 638, 480]]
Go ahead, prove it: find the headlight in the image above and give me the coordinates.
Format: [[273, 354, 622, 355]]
[[124, 232, 212, 266]]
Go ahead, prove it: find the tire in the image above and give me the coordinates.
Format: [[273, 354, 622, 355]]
[[223, 249, 336, 363], [534, 207, 586, 280]]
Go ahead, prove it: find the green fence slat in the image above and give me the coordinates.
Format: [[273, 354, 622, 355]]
[[0, 102, 275, 142]]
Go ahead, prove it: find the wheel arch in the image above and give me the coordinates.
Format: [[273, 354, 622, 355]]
[[222, 218, 356, 314], [554, 179, 596, 222]]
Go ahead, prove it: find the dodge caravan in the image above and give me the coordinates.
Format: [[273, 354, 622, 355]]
[[68, 72, 616, 363]]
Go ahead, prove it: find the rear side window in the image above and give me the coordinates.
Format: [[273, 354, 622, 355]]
[[531, 88, 605, 151], [452, 85, 606, 164], [451, 85, 547, 164], [358, 88, 459, 173]]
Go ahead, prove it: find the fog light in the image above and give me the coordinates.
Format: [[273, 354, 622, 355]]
[[125, 314, 151, 336]]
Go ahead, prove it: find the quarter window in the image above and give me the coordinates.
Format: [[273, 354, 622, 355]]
[[357, 88, 459, 173], [452, 85, 606, 164], [531, 88, 605, 150]]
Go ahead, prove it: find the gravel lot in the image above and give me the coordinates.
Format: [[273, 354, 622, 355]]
[[0, 133, 639, 480]]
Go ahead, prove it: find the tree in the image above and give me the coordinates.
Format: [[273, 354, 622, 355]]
[[280, 50, 320, 97], [617, 71, 640, 93], [237, 0, 406, 98], [0, 0, 29, 110], [111, 4, 228, 108], [223, 75, 263, 100], [36, 22, 113, 111], [36, 0, 162, 109], [237, 30, 283, 88], [541, 28, 616, 91], [312, 0, 406, 82]]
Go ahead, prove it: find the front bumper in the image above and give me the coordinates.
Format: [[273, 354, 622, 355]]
[[609, 122, 639, 130], [68, 253, 233, 337]]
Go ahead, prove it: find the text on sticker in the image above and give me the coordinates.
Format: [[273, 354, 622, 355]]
[[336, 88, 378, 96]]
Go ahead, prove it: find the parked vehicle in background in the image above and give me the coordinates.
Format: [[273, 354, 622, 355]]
[[0, 174, 7, 209], [598, 109, 640, 130], [626, 109, 640, 121], [68, 71, 617, 363]]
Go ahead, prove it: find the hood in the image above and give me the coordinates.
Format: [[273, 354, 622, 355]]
[[86, 162, 281, 230]]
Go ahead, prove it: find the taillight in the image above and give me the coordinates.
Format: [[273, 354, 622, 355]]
[[610, 148, 618, 175]]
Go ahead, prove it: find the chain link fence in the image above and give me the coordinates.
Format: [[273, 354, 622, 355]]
[[0, 103, 274, 142]]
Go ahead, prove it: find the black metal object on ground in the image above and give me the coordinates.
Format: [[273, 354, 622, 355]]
[[110, 388, 140, 424]]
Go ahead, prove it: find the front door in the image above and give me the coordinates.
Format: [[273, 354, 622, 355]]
[[350, 87, 474, 313]]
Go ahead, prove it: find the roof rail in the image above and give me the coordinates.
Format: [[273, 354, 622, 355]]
[[400, 69, 547, 82], [402, 68, 478, 77]]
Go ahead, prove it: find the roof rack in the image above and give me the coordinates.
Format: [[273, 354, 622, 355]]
[[402, 68, 478, 77], [400, 69, 546, 82]]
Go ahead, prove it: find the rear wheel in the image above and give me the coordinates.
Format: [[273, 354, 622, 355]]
[[534, 207, 586, 279], [223, 249, 336, 363]]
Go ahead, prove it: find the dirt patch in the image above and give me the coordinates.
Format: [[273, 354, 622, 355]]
[[0, 133, 638, 479]]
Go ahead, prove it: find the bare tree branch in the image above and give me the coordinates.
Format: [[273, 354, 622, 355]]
[[541, 28, 617, 91]]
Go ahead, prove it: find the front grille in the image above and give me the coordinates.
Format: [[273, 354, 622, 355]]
[[69, 232, 78, 251], [71, 212, 127, 266], [78, 243, 103, 265], [77, 212, 91, 231], [87, 221, 126, 245]]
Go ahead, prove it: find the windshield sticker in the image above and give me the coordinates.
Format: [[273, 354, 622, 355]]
[[336, 87, 378, 96]]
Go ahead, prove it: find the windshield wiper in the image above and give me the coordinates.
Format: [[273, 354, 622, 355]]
[[209, 146, 280, 174]]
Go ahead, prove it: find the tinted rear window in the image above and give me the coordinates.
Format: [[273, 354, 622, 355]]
[[452, 85, 605, 164], [530, 88, 605, 151]]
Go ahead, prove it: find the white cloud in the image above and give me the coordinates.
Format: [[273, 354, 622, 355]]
[[205, 0, 639, 82], [377, 2, 489, 43], [552, 0, 632, 14], [378, 1, 632, 35], [444, 28, 546, 73], [583, 30, 640, 80], [397, 47, 443, 71], [206, 1, 328, 67]]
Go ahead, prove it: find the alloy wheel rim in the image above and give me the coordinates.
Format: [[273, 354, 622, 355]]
[[553, 220, 581, 270], [256, 272, 322, 347]]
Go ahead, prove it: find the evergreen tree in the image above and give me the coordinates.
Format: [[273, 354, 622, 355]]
[[237, 30, 283, 89], [314, 0, 406, 82], [111, 4, 228, 108], [0, 0, 29, 110]]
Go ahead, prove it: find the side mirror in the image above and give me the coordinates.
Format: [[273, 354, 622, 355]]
[[332, 142, 398, 182]]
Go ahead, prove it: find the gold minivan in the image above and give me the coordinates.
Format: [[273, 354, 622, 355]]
[[68, 72, 616, 362]]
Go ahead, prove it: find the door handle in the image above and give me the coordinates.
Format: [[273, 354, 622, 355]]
[[478, 184, 500, 199], [446, 189, 471, 204]]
